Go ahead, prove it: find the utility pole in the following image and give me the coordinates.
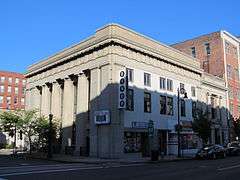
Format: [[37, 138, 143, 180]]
[[47, 114, 53, 159]]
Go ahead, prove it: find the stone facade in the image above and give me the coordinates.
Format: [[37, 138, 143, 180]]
[[25, 24, 228, 158]]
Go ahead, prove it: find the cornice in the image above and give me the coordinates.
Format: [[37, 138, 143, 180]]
[[26, 24, 203, 78]]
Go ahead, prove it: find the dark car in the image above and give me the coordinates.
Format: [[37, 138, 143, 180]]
[[196, 145, 226, 159], [226, 141, 240, 156]]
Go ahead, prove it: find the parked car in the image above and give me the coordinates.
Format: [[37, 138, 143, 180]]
[[226, 141, 240, 156], [195, 144, 226, 159]]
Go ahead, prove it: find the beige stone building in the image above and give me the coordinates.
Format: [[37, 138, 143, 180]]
[[25, 24, 228, 158]]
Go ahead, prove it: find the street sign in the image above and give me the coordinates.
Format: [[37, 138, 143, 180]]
[[148, 120, 154, 137]]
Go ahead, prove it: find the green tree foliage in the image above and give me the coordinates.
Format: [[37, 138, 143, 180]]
[[192, 109, 212, 145], [0, 110, 59, 154]]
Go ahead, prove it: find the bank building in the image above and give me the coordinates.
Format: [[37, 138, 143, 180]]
[[25, 24, 229, 158]]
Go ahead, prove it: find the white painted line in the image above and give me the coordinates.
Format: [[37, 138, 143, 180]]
[[218, 164, 240, 171], [0, 166, 104, 177], [0, 163, 87, 170]]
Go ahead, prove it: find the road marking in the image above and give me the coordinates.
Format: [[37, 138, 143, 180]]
[[0, 163, 86, 170], [0, 166, 104, 177], [218, 164, 240, 171], [0, 163, 146, 177]]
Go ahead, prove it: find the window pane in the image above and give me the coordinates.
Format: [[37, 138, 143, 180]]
[[127, 68, 134, 82], [127, 89, 134, 111], [144, 92, 151, 113], [160, 77, 166, 90], [160, 95, 166, 114], [167, 96, 173, 115], [144, 73, 151, 86]]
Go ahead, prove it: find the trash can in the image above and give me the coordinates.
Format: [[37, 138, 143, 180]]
[[151, 150, 159, 161]]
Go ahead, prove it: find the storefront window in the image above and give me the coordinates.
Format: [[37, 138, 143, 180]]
[[181, 134, 198, 149], [124, 132, 142, 153]]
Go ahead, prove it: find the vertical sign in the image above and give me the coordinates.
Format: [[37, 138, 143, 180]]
[[118, 69, 127, 109]]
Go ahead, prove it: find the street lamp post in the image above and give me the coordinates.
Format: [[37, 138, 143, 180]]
[[177, 87, 188, 158], [47, 113, 53, 159]]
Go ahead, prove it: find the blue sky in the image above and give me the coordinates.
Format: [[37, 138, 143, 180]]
[[1, 0, 240, 73]]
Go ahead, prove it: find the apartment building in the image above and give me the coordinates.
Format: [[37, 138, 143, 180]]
[[172, 31, 240, 119]]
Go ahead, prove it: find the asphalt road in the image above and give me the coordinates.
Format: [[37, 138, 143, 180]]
[[1, 155, 240, 180]]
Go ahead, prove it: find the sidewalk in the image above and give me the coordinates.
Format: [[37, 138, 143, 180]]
[[27, 153, 194, 164]]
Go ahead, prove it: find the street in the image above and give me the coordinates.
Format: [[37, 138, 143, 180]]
[[0, 155, 240, 180]]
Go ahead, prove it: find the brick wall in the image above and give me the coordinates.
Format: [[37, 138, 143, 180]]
[[0, 71, 26, 110]]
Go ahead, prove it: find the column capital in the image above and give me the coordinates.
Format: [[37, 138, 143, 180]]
[[45, 82, 53, 92]]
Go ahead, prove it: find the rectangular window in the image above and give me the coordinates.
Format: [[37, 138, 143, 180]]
[[160, 95, 166, 114], [126, 89, 134, 111], [22, 79, 26, 85], [205, 43, 211, 55], [127, 68, 134, 82], [0, 96, 3, 104], [8, 77, 12, 84], [14, 96, 18, 104], [225, 42, 230, 53], [21, 98, 25, 105], [191, 47, 196, 58], [181, 99, 186, 117], [144, 73, 151, 86], [0, 85, 4, 93], [192, 101, 197, 118], [229, 86, 233, 99], [160, 77, 166, 90], [15, 78, 19, 84], [191, 86, 196, 97], [15, 87, 19, 94], [230, 103, 233, 114], [0, 77, 5, 83], [6, 97, 11, 105], [167, 79, 173, 91], [7, 86, 11, 93], [227, 64, 232, 78], [166, 96, 173, 115], [144, 92, 151, 113]]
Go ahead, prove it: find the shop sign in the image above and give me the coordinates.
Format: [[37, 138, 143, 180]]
[[132, 121, 148, 129], [118, 69, 127, 109], [94, 110, 110, 125]]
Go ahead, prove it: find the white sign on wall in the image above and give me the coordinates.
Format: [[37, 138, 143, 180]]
[[118, 69, 127, 109], [94, 110, 110, 125]]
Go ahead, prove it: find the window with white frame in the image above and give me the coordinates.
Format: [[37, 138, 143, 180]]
[[21, 98, 25, 105], [191, 86, 196, 97], [0, 96, 3, 104], [15, 87, 19, 94], [144, 73, 151, 87], [127, 68, 134, 82], [22, 79, 26, 85], [6, 97, 11, 105], [8, 77, 12, 84], [167, 79, 173, 91], [0, 85, 4, 93], [15, 78, 19, 84], [7, 86, 11, 93], [0, 77, 5, 83], [160, 77, 166, 90]]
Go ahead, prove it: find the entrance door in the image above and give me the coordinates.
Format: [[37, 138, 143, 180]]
[[158, 130, 167, 155]]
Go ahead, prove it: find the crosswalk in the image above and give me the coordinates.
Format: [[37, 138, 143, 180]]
[[0, 162, 145, 178]]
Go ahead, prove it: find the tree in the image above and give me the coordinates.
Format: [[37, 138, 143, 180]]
[[0, 110, 22, 149], [192, 109, 212, 145]]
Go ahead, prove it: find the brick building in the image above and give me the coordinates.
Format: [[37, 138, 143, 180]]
[[0, 71, 26, 111], [172, 31, 240, 119]]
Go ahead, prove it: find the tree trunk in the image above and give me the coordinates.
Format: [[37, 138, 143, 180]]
[[28, 136, 32, 155]]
